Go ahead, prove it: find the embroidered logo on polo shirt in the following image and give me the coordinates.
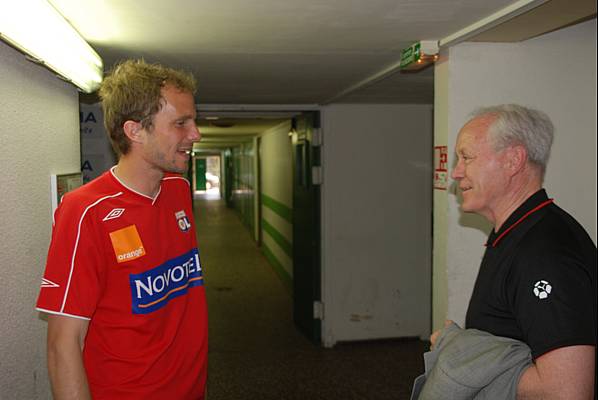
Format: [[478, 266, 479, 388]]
[[109, 225, 146, 263], [533, 280, 552, 300], [103, 208, 125, 221], [175, 210, 192, 232]]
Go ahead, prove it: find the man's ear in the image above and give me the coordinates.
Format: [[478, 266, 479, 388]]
[[123, 120, 144, 143], [505, 145, 528, 176]]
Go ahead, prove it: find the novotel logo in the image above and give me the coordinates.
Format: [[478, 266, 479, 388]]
[[129, 248, 203, 314]]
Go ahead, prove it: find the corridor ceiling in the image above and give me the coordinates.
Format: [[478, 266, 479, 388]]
[[49, 0, 596, 105]]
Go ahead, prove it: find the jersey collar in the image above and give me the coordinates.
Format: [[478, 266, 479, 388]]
[[109, 166, 162, 205], [486, 189, 554, 248]]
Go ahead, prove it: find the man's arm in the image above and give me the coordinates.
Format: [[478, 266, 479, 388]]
[[517, 345, 595, 400], [47, 314, 91, 400]]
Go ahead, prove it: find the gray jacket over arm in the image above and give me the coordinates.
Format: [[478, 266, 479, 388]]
[[411, 322, 532, 400]]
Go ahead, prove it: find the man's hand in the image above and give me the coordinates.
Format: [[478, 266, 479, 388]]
[[429, 319, 453, 350], [47, 314, 91, 400]]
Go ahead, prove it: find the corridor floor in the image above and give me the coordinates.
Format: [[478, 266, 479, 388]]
[[194, 196, 428, 400]]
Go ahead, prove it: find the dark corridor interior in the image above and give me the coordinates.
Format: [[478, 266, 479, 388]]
[[194, 196, 428, 400]]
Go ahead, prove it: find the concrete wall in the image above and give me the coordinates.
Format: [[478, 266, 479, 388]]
[[433, 19, 597, 327], [321, 104, 433, 346], [0, 41, 80, 398], [259, 121, 294, 284]]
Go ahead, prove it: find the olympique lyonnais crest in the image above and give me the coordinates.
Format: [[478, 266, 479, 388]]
[[175, 210, 191, 232]]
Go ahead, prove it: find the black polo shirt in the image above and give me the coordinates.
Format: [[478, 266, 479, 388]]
[[465, 189, 596, 359]]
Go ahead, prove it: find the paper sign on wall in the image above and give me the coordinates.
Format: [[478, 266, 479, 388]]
[[434, 145, 448, 190], [50, 173, 83, 215]]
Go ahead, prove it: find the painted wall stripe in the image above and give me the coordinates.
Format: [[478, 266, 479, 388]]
[[262, 218, 292, 258], [262, 207, 292, 240], [261, 193, 292, 223], [262, 243, 292, 290]]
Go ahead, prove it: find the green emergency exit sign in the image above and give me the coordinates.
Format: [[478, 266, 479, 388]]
[[400, 42, 421, 69]]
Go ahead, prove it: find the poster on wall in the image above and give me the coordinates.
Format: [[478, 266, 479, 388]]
[[80, 103, 116, 183], [50, 173, 83, 214], [81, 154, 108, 183], [434, 145, 448, 190]]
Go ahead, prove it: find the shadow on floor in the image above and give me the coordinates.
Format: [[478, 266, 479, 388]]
[[195, 197, 428, 400]]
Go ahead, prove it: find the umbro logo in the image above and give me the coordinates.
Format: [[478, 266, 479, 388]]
[[103, 208, 125, 221], [41, 278, 60, 288]]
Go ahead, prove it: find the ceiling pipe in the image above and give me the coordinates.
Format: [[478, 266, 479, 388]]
[[196, 104, 319, 120], [439, 0, 550, 47], [323, 0, 549, 104], [322, 58, 407, 104]]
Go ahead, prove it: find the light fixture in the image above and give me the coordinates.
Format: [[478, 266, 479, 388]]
[[288, 118, 297, 137], [399, 40, 439, 72], [0, 0, 103, 93], [210, 120, 235, 128]]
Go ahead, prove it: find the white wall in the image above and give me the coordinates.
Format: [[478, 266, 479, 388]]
[[0, 42, 80, 398], [259, 121, 294, 280], [321, 104, 433, 346], [434, 19, 597, 326], [432, 56, 450, 331]]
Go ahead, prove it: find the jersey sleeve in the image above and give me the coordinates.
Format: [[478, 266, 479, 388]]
[[36, 196, 106, 320], [508, 244, 596, 359]]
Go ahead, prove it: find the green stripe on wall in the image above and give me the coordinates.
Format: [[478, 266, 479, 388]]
[[262, 243, 292, 290], [261, 193, 292, 223], [262, 218, 292, 258]]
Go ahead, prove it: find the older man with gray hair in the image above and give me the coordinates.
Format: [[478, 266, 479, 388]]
[[430, 104, 595, 399]]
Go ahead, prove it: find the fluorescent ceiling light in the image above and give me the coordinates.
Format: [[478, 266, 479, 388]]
[[0, 0, 103, 93]]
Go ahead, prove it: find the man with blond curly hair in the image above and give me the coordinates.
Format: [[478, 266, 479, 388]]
[[37, 59, 207, 399]]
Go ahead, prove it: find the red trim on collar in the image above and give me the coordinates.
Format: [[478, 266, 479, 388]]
[[488, 199, 554, 248]]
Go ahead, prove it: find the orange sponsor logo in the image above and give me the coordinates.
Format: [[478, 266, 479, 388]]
[[109, 225, 146, 263]]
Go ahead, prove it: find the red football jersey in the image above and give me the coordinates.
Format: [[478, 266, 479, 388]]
[[37, 168, 208, 399]]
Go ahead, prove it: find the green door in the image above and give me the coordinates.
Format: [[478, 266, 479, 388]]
[[195, 158, 206, 191], [292, 112, 321, 344], [223, 149, 233, 207]]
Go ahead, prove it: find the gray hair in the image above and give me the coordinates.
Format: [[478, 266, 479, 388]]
[[470, 104, 554, 174]]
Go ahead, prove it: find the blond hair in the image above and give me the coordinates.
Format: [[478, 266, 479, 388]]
[[99, 59, 197, 156]]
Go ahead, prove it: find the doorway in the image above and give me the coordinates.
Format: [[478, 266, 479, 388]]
[[193, 154, 222, 200]]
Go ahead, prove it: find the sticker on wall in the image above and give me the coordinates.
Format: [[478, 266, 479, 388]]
[[434, 145, 448, 190]]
